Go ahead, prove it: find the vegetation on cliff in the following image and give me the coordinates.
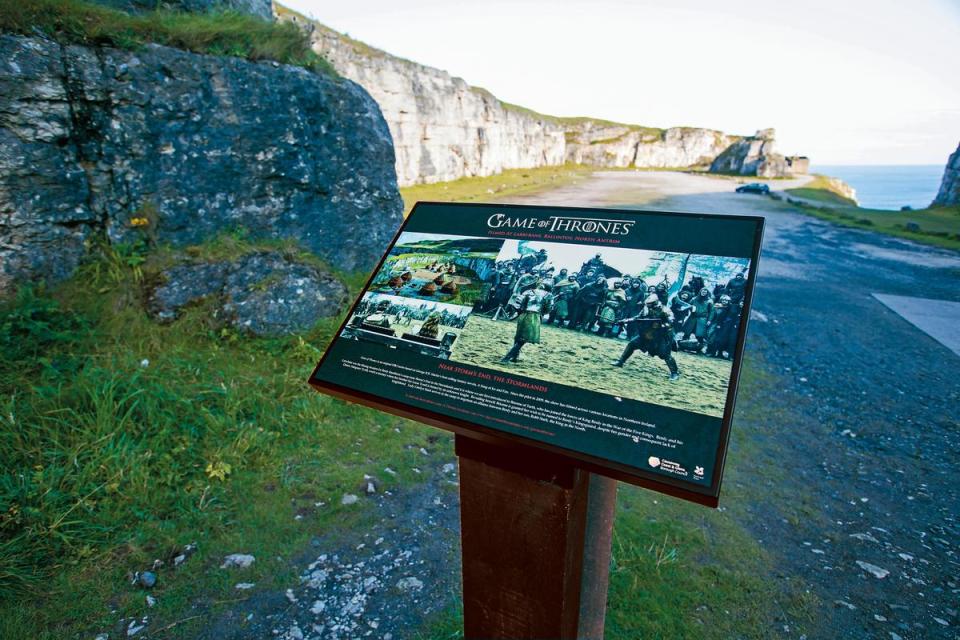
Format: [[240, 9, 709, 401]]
[[0, 0, 334, 74], [399, 165, 597, 216], [790, 202, 960, 251], [784, 174, 857, 206]]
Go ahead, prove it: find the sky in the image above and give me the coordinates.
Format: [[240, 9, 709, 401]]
[[282, 0, 960, 165]]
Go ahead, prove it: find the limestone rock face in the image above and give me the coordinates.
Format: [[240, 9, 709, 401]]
[[709, 129, 788, 177], [0, 35, 402, 295], [296, 19, 565, 186], [932, 142, 960, 207], [147, 251, 349, 335], [92, 0, 273, 20]]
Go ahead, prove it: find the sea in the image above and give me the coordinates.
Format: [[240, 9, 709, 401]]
[[811, 165, 944, 211]]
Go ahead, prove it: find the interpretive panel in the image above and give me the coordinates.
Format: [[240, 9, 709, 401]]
[[310, 202, 764, 506]]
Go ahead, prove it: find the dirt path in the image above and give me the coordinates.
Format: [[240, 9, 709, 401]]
[[505, 170, 960, 639]]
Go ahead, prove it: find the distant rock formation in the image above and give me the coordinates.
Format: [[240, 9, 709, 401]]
[[564, 122, 736, 169], [932, 142, 960, 207], [708, 129, 788, 178], [278, 7, 801, 186], [0, 34, 402, 295]]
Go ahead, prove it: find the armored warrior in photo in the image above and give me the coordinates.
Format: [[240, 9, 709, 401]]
[[550, 273, 580, 326], [500, 282, 553, 363], [611, 294, 680, 380]]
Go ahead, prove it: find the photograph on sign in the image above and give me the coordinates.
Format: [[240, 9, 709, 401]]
[[451, 240, 750, 418], [367, 233, 503, 305], [310, 202, 764, 505], [342, 292, 472, 361]]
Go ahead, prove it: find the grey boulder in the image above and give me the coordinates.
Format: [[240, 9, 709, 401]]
[[148, 252, 349, 335]]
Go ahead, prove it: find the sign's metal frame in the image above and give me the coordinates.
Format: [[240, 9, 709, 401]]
[[310, 202, 765, 508]]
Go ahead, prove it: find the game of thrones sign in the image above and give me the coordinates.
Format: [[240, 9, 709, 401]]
[[310, 202, 764, 506]]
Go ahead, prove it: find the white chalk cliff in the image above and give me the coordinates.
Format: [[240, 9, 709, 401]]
[[278, 6, 797, 186]]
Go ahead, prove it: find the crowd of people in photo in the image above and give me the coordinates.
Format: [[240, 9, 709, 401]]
[[481, 250, 749, 380], [353, 297, 470, 331]]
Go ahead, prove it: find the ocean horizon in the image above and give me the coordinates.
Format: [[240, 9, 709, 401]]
[[811, 164, 944, 211]]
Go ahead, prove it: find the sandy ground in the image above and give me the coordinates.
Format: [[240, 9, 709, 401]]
[[450, 316, 732, 417]]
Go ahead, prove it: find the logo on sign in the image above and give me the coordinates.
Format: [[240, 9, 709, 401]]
[[486, 213, 634, 235], [648, 456, 661, 468]]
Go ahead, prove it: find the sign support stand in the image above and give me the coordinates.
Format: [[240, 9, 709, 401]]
[[456, 435, 618, 639]]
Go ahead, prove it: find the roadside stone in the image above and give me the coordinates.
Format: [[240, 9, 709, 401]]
[[441, 463, 456, 474], [173, 542, 198, 567], [221, 554, 256, 569], [285, 624, 304, 640], [849, 533, 879, 543], [856, 561, 890, 579], [145, 595, 156, 608], [235, 583, 256, 590], [126, 617, 147, 637], [341, 494, 359, 505], [396, 576, 424, 592], [135, 571, 156, 589]]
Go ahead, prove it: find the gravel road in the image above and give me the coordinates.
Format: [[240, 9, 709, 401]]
[[506, 170, 960, 639]]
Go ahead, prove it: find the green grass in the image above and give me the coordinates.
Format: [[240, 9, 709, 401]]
[[0, 237, 821, 639], [785, 174, 857, 206], [792, 203, 960, 251], [0, 0, 335, 75], [399, 164, 598, 216], [0, 240, 448, 638]]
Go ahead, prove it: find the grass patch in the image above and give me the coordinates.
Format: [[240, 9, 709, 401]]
[[399, 164, 597, 216], [785, 174, 857, 206], [791, 203, 960, 251], [0, 0, 334, 75], [0, 241, 448, 638]]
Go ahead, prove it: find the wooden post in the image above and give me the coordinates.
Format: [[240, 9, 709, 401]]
[[456, 435, 618, 640]]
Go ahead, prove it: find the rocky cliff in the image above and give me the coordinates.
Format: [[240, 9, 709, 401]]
[[932, 142, 960, 207], [279, 6, 793, 186], [0, 34, 403, 296], [564, 120, 737, 169], [285, 13, 565, 186], [709, 128, 787, 177]]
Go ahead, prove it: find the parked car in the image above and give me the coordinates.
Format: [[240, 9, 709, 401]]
[[735, 183, 770, 195]]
